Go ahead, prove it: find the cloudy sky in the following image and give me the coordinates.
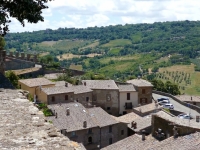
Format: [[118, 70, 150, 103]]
[[9, 0, 200, 33]]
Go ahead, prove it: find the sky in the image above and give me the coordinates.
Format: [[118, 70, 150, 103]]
[[8, 0, 200, 33]]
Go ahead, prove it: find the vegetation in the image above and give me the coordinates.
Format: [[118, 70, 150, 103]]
[[5, 71, 19, 88], [37, 103, 53, 117], [4, 20, 200, 95], [151, 79, 180, 95], [0, 0, 51, 36]]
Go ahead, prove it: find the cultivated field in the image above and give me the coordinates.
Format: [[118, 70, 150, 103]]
[[102, 39, 132, 47], [157, 64, 200, 95]]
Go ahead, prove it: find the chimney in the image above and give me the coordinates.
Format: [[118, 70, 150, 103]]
[[131, 121, 137, 129], [65, 82, 68, 87], [55, 112, 57, 118], [66, 108, 70, 116], [142, 130, 146, 141], [173, 126, 178, 138], [83, 121, 87, 128]]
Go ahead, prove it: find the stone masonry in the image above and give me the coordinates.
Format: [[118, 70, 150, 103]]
[[0, 89, 85, 150]]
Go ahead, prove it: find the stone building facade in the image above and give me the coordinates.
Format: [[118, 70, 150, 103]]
[[127, 79, 153, 105], [81, 80, 120, 116], [37, 85, 93, 106]]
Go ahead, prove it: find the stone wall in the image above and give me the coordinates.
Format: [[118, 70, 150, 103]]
[[0, 89, 85, 150], [5, 57, 35, 70], [92, 89, 119, 116], [67, 127, 100, 150], [152, 114, 200, 139]]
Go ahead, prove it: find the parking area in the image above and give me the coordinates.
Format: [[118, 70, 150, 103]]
[[153, 93, 200, 118]]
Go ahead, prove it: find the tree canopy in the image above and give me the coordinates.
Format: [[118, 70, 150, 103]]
[[0, 0, 52, 36]]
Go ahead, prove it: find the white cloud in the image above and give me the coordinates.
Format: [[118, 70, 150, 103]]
[[7, 0, 200, 33]]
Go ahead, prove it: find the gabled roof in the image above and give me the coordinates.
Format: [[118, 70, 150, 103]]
[[113, 112, 140, 123], [47, 103, 98, 132], [81, 80, 119, 90], [150, 132, 200, 150], [55, 81, 73, 87], [42, 85, 92, 95], [42, 86, 74, 95], [126, 79, 153, 87], [69, 85, 93, 94], [88, 107, 119, 127], [118, 84, 136, 92], [18, 78, 55, 87], [47, 103, 119, 132], [101, 134, 158, 150]]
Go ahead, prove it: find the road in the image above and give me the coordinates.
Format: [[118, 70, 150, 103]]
[[153, 93, 200, 118]]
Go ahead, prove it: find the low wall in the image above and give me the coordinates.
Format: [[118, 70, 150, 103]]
[[153, 90, 200, 114]]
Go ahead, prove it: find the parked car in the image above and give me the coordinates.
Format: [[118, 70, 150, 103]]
[[157, 97, 170, 103], [163, 103, 174, 109], [178, 114, 191, 119], [158, 100, 170, 105]]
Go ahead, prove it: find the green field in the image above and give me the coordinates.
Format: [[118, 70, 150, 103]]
[[102, 39, 132, 47]]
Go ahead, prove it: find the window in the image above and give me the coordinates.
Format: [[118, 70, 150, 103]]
[[65, 95, 68, 100], [51, 96, 55, 102], [88, 137, 92, 144], [125, 102, 133, 109], [86, 97, 89, 102], [88, 128, 92, 134], [142, 89, 146, 94], [109, 138, 112, 145], [109, 125, 112, 133], [140, 98, 147, 104], [71, 131, 76, 137], [127, 93, 130, 100], [121, 130, 124, 135], [107, 107, 111, 110], [19, 84, 21, 89], [106, 94, 111, 101]]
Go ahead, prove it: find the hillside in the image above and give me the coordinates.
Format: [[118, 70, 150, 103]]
[[4, 20, 200, 95]]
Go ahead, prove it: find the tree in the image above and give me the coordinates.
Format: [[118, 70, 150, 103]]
[[0, 36, 5, 49], [5, 71, 19, 88], [0, 0, 52, 36]]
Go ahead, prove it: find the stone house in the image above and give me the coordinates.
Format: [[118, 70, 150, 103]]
[[18, 78, 55, 96], [118, 84, 138, 115], [127, 78, 153, 105], [37, 85, 93, 105], [81, 80, 119, 116], [47, 103, 128, 150]]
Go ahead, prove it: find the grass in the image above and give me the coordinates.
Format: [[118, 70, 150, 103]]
[[57, 53, 102, 60], [102, 39, 132, 47], [69, 64, 83, 71], [40, 41, 58, 46], [79, 40, 99, 50], [108, 48, 122, 55], [99, 54, 140, 64]]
